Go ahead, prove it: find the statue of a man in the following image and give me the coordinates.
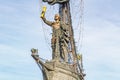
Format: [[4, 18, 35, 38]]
[[42, 0, 69, 5], [41, 13, 69, 62]]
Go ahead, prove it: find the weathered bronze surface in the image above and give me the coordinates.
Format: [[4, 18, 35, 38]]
[[41, 13, 69, 62], [42, 0, 69, 5], [31, 0, 85, 80]]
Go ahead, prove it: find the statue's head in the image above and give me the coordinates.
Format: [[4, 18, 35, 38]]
[[54, 14, 60, 21]]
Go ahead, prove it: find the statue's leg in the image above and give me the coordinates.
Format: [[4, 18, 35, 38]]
[[60, 45, 64, 61], [62, 46, 68, 62], [51, 37, 56, 59], [55, 37, 60, 60], [51, 36, 60, 60]]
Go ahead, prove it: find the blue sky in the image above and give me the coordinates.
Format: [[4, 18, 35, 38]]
[[0, 0, 120, 80]]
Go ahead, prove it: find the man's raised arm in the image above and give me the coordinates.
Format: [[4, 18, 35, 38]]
[[41, 16, 53, 26], [40, 6, 53, 26]]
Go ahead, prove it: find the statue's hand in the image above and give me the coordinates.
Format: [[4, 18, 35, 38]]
[[40, 11, 45, 18], [40, 6, 46, 19]]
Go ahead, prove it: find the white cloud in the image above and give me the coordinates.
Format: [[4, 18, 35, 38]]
[[82, 10, 120, 79]]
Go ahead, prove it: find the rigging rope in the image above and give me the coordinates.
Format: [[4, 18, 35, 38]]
[[37, 0, 85, 77], [69, 0, 84, 53], [39, 0, 60, 53], [39, 0, 52, 53], [41, 20, 51, 52], [39, 0, 84, 60], [69, 0, 84, 75], [76, 0, 84, 52]]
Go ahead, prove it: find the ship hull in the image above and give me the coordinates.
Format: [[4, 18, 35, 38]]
[[40, 60, 83, 80]]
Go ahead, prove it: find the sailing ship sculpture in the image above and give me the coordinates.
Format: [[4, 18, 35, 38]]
[[31, 0, 85, 80]]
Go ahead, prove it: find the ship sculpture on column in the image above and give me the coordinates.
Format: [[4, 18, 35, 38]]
[[31, 0, 85, 80]]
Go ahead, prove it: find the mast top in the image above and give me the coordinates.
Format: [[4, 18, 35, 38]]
[[42, 0, 69, 5]]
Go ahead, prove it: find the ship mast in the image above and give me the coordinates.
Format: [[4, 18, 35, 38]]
[[59, 1, 77, 63], [59, 2, 85, 74]]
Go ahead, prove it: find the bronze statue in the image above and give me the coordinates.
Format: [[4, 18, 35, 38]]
[[42, 0, 69, 5], [31, 0, 85, 80], [41, 10, 69, 62]]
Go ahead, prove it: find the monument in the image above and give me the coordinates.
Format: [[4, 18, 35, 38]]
[[31, 0, 85, 80]]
